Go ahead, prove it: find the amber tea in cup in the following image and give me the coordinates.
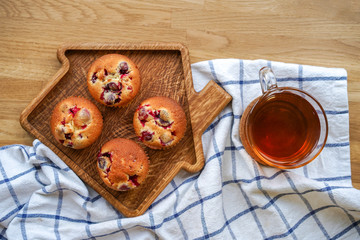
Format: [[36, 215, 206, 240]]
[[242, 67, 328, 169]]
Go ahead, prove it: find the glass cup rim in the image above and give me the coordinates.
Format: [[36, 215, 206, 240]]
[[244, 86, 329, 169]]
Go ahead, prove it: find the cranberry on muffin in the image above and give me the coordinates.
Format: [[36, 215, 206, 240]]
[[97, 138, 149, 191], [133, 96, 187, 149], [50, 96, 103, 149], [87, 54, 141, 107]]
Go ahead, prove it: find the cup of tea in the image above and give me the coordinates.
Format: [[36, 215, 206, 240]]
[[240, 67, 328, 169]]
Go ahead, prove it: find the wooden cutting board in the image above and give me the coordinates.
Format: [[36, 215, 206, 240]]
[[20, 42, 232, 217]]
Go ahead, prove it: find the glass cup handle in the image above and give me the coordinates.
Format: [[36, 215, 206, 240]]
[[259, 67, 278, 93]]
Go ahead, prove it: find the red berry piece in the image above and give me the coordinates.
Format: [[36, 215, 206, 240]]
[[160, 138, 173, 146], [64, 133, 72, 140], [105, 93, 116, 105], [69, 106, 81, 117], [102, 152, 110, 157], [119, 185, 130, 191], [100, 91, 105, 101], [159, 132, 174, 146], [102, 82, 123, 105], [154, 110, 173, 128], [91, 72, 97, 83], [101, 151, 112, 159], [98, 157, 107, 170], [119, 62, 128, 75], [106, 82, 120, 92], [156, 118, 172, 128], [114, 97, 121, 104], [129, 175, 140, 186], [98, 152, 112, 172], [138, 107, 149, 126], [149, 110, 160, 118], [140, 131, 154, 141], [78, 108, 91, 123]]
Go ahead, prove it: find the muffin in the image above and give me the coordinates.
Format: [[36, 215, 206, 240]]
[[97, 138, 149, 191], [133, 96, 187, 149], [50, 96, 103, 149], [87, 54, 141, 107]]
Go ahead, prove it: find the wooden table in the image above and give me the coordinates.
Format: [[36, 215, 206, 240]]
[[1, 0, 359, 188]]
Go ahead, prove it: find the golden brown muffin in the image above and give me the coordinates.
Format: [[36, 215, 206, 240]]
[[97, 138, 149, 191], [50, 96, 103, 149], [133, 96, 187, 149], [87, 54, 141, 107]]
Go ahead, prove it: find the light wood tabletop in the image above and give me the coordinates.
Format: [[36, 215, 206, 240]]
[[0, 0, 359, 188]]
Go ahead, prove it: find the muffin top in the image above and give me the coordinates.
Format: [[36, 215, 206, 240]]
[[50, 96, 103, 149], [133, 96, 187, 149], [97, 138, 149, 191], [87, 54, 141, 107]]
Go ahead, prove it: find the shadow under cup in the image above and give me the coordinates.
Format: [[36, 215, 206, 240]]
[[244, 87, 328, 169]]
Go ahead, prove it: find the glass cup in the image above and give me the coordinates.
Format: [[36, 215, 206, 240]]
[[242, 67, 328, 169]]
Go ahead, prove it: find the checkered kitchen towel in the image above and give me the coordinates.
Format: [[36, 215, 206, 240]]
[[1, 59, 360, 239]]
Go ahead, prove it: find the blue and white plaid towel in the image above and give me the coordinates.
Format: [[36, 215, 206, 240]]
[[1, 59, 360, 239]]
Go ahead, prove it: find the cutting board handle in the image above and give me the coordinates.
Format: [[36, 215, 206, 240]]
[[183, 80, 232, 172]]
